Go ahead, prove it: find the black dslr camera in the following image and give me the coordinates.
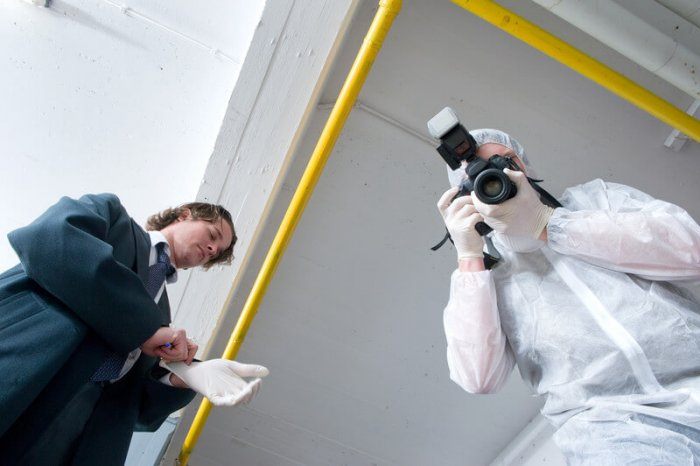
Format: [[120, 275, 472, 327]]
[[427, 107, 519, 206], [427, 108, 561, 264]]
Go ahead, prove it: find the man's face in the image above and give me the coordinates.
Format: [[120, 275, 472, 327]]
[[161, 211, 234, 269]]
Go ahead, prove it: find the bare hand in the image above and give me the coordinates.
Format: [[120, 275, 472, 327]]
[[140, 327, 188, 362], [185, 338, 198, 365], [168, 373, 189, 388]]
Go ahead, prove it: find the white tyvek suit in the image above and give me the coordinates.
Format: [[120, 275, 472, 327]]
[[443, 131, 700, 464]]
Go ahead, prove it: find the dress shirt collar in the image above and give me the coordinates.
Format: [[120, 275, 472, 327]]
[[147, 230, 178, 284]]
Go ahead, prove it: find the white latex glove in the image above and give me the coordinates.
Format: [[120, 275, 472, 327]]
[[472, 169, 553, 239], [160, 359, 269, 407], [437, 187, 485, 260]]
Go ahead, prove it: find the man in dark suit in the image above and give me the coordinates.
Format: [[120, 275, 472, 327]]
[[0, 193, 258, 465]]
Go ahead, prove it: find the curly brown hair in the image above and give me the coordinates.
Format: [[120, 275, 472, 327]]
[[146, 202, 236, 270]]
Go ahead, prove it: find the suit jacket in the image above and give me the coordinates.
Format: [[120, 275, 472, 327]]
[[0, 193, 195, 465]]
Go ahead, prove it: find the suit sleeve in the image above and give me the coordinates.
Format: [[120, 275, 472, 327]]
[[135, 363, 196, 432], [7, 193, 162, 353], [443, 269, 515, 394], [547, 180, 700, 281]]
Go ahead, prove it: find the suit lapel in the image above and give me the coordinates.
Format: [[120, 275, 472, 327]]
[[131, 220, 151, 285], [157, 289, 172, 325]]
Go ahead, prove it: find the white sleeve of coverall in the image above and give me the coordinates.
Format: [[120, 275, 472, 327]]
[[443, 269, 515, 394], [547, 180, 700, 282]]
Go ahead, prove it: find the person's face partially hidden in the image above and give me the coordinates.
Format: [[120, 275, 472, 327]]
[[472, 143, 527, 174], [160, 212, 233, 269], [450, 143, 528, 187]]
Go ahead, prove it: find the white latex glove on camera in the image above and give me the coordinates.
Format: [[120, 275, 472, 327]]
[[472, 169, 553, 239], [160, 359, 269, 407], [437, 187, 485, 260]]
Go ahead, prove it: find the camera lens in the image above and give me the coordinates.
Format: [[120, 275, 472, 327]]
[[482, 179, 503, 198], [474, 169, 517, 204]]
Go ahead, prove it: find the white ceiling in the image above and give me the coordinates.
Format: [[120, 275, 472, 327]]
[[178, 0, 700, 464], [0, 0, 263, 271]]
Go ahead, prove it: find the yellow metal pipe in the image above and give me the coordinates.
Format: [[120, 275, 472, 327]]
[[176, 1, 402, 464], [452, 0, 700, 143]]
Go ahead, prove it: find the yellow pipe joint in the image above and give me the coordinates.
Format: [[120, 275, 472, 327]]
[[452, 0, 700, 142]]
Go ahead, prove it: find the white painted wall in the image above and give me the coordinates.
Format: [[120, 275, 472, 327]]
[[166, 0, 361, 357], [0, 0, 264, 302], [490, 415, 565, 466], [519, 437, 566, 466]]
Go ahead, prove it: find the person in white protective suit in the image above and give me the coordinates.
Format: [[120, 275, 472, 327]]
[[437, 128, 700, 464]]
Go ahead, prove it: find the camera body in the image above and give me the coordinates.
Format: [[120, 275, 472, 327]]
[[427, 107, 518, 205], [459, 154, 518, 205]]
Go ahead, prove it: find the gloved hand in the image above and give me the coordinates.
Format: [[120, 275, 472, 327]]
[[472, 169, 553, 239], [160, 359, 269, 406], [437, 187, 485, 260]]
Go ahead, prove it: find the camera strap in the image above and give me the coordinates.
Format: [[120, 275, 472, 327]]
[[431, 230, 452, 251], [528, 178, 563, 208], [430, 230, 502, 270], [482, 236, 502, 269]]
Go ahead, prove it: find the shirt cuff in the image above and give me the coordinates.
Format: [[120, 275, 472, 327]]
[[158, 372, 174, 386]]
